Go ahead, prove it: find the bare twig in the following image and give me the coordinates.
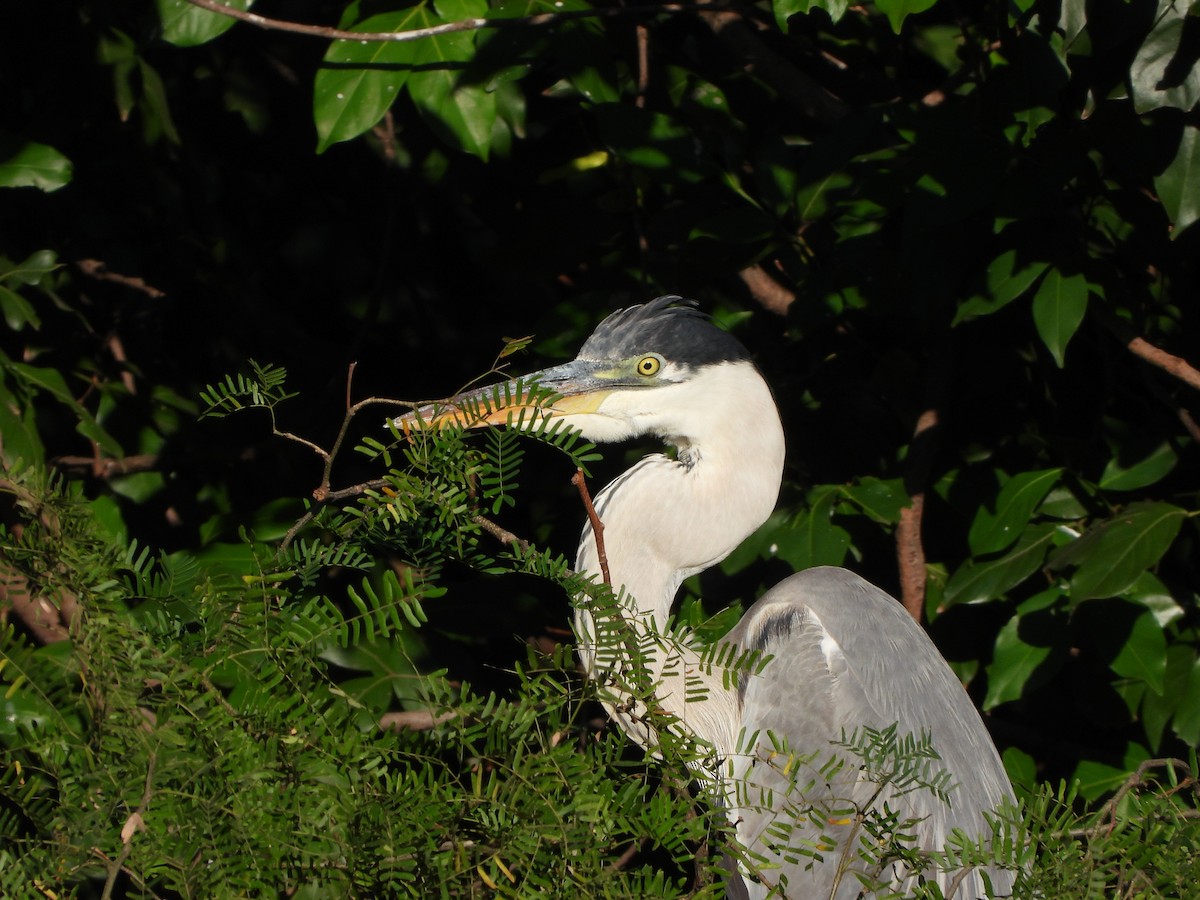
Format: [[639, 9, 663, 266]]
[[738, 264, 795, 315], [1126, 336, 1200, 393], [635, 23, 650, 108], [0, 566, 72, 644], [380, 709, 457, 730], [896, 409, 939, 622], [76, 259, 166, 299], [571, 468, 611, 586], [182, 0, 723, 44], [473, 515, 530, 552], [52, 454, 159, 478]]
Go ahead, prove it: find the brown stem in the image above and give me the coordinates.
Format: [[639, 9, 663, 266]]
[[76, 259, 166, 299], [635, 23, 650, 108], [571, 468, 611, 586], [52, 454, 159, 478], [1126, 336, 1200, 393], [738, 264, 795, 315], [182, 0, 728, 44]]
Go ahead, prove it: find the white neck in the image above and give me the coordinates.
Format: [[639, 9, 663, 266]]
[[572, 362, 786, 754]]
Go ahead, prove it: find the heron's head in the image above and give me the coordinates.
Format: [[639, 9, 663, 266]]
[[392, 296, 762, 446]]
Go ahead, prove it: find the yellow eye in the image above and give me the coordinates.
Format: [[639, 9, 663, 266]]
[[636, 355, 662, 377]]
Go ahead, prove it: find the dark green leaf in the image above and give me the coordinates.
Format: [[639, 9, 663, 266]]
[[943, 523, 1058, 607], [1130, 2, 1200, 114], [1049, 502, 1187, 603], [953, 251, 1048, 325], [0, 139, 73, 192], [0, 285, 39, 330], [1031, 268, 1088, 367], [772, 0, 851, 30], [969, 468, 1062, 555], [156, 0, 250, 48], [837, 476, 907, 525], [1104, 605, 1168, 694], [408, 19, 496, 160], [875, 0, 939, 34], [1154, 123, 1200, 237], [1099, 441, 1178, 492], [983, 589, 1068, 710], [314, 10, 424, 153]]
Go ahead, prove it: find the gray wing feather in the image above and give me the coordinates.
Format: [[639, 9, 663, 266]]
[[721, 567, 1015, 900]]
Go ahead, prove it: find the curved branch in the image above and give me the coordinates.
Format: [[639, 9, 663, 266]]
[[182, 0, 727, 44]]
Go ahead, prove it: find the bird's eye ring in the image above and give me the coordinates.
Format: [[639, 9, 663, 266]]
[[636, 355, 662, 377]]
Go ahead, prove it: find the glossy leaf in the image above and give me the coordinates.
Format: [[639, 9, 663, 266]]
[[408, 17, 496, 160], [1050, 502, 1187, 603], [953, 251, 1049, 325], [1031, 268, 1088, 368], [1099, 441, 1178, 492], [983, 589, 1067, 710], [1098, 604, 1168, 694], [943, 523, 1058, 607], [875, 0, 939, 33], [314, 10, 424, 153], [1130, 1, 1200, 114], [968, 468, 1062, 555], [0, 139, 73, 192], [1154, 123, 1200, 237], [0, 286, 39, 330], [156, 0, 251, 48], [838, 476, 908, 525]]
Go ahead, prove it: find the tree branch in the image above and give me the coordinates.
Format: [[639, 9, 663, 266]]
[[182, 0, 727, 44], [571, 468, 611, 586]]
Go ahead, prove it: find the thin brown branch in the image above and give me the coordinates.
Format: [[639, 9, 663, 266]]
[[0, 567, 71, 644], [897, 343, 954, 623], [52, 453, 159, 478], [571, 468, 611, 586], [473, 515, 531, 552], [1127, 336, 1200, 393], [182, 0, 722, 44], [635, 24, 650, 108], [607, 836, 650, 873], [76, 259, 166, 299], [380, 709, 457, 730], [738, 264, 795, 315]]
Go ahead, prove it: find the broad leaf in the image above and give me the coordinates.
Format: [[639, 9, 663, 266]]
[[1031, 268, 1088, 367], [983, 590, 1067, 710], [875, 0, 938, 33], [314, 9, 425, 153], [1130, 0, 1200, 114], [156, 0, 252, 47], [408, 16, 496, 160], [1049, 501, 1187, 603], [1154, 123, 1200, 237], [1099, 441, 1178, 492], [0, 139, 73, 192], [943, 523, 1057, 607], [969, 468, 1062, 555], [773, 0, 851, 31], [953, 251, 1048, 325]]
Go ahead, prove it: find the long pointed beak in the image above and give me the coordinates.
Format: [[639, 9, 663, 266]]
[[389, 359, 616, 434]]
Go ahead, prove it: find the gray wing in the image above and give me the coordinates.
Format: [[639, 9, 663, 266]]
[[720, 566, 1015, 900]]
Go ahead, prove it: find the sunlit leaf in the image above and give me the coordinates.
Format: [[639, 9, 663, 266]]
[[314, 9, 425, 153], [1050, 502, 1187, 603], [969, 468, 1062, 556], [1154, 123, 1200, 237], [408, 19, 496, 160], [1130, 1, 1200, 114], [943, 523, 1057, 607], [983, 590, 1068, 710]]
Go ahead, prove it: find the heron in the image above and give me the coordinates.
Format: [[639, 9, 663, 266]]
[[398, 296, 1016, 898]]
